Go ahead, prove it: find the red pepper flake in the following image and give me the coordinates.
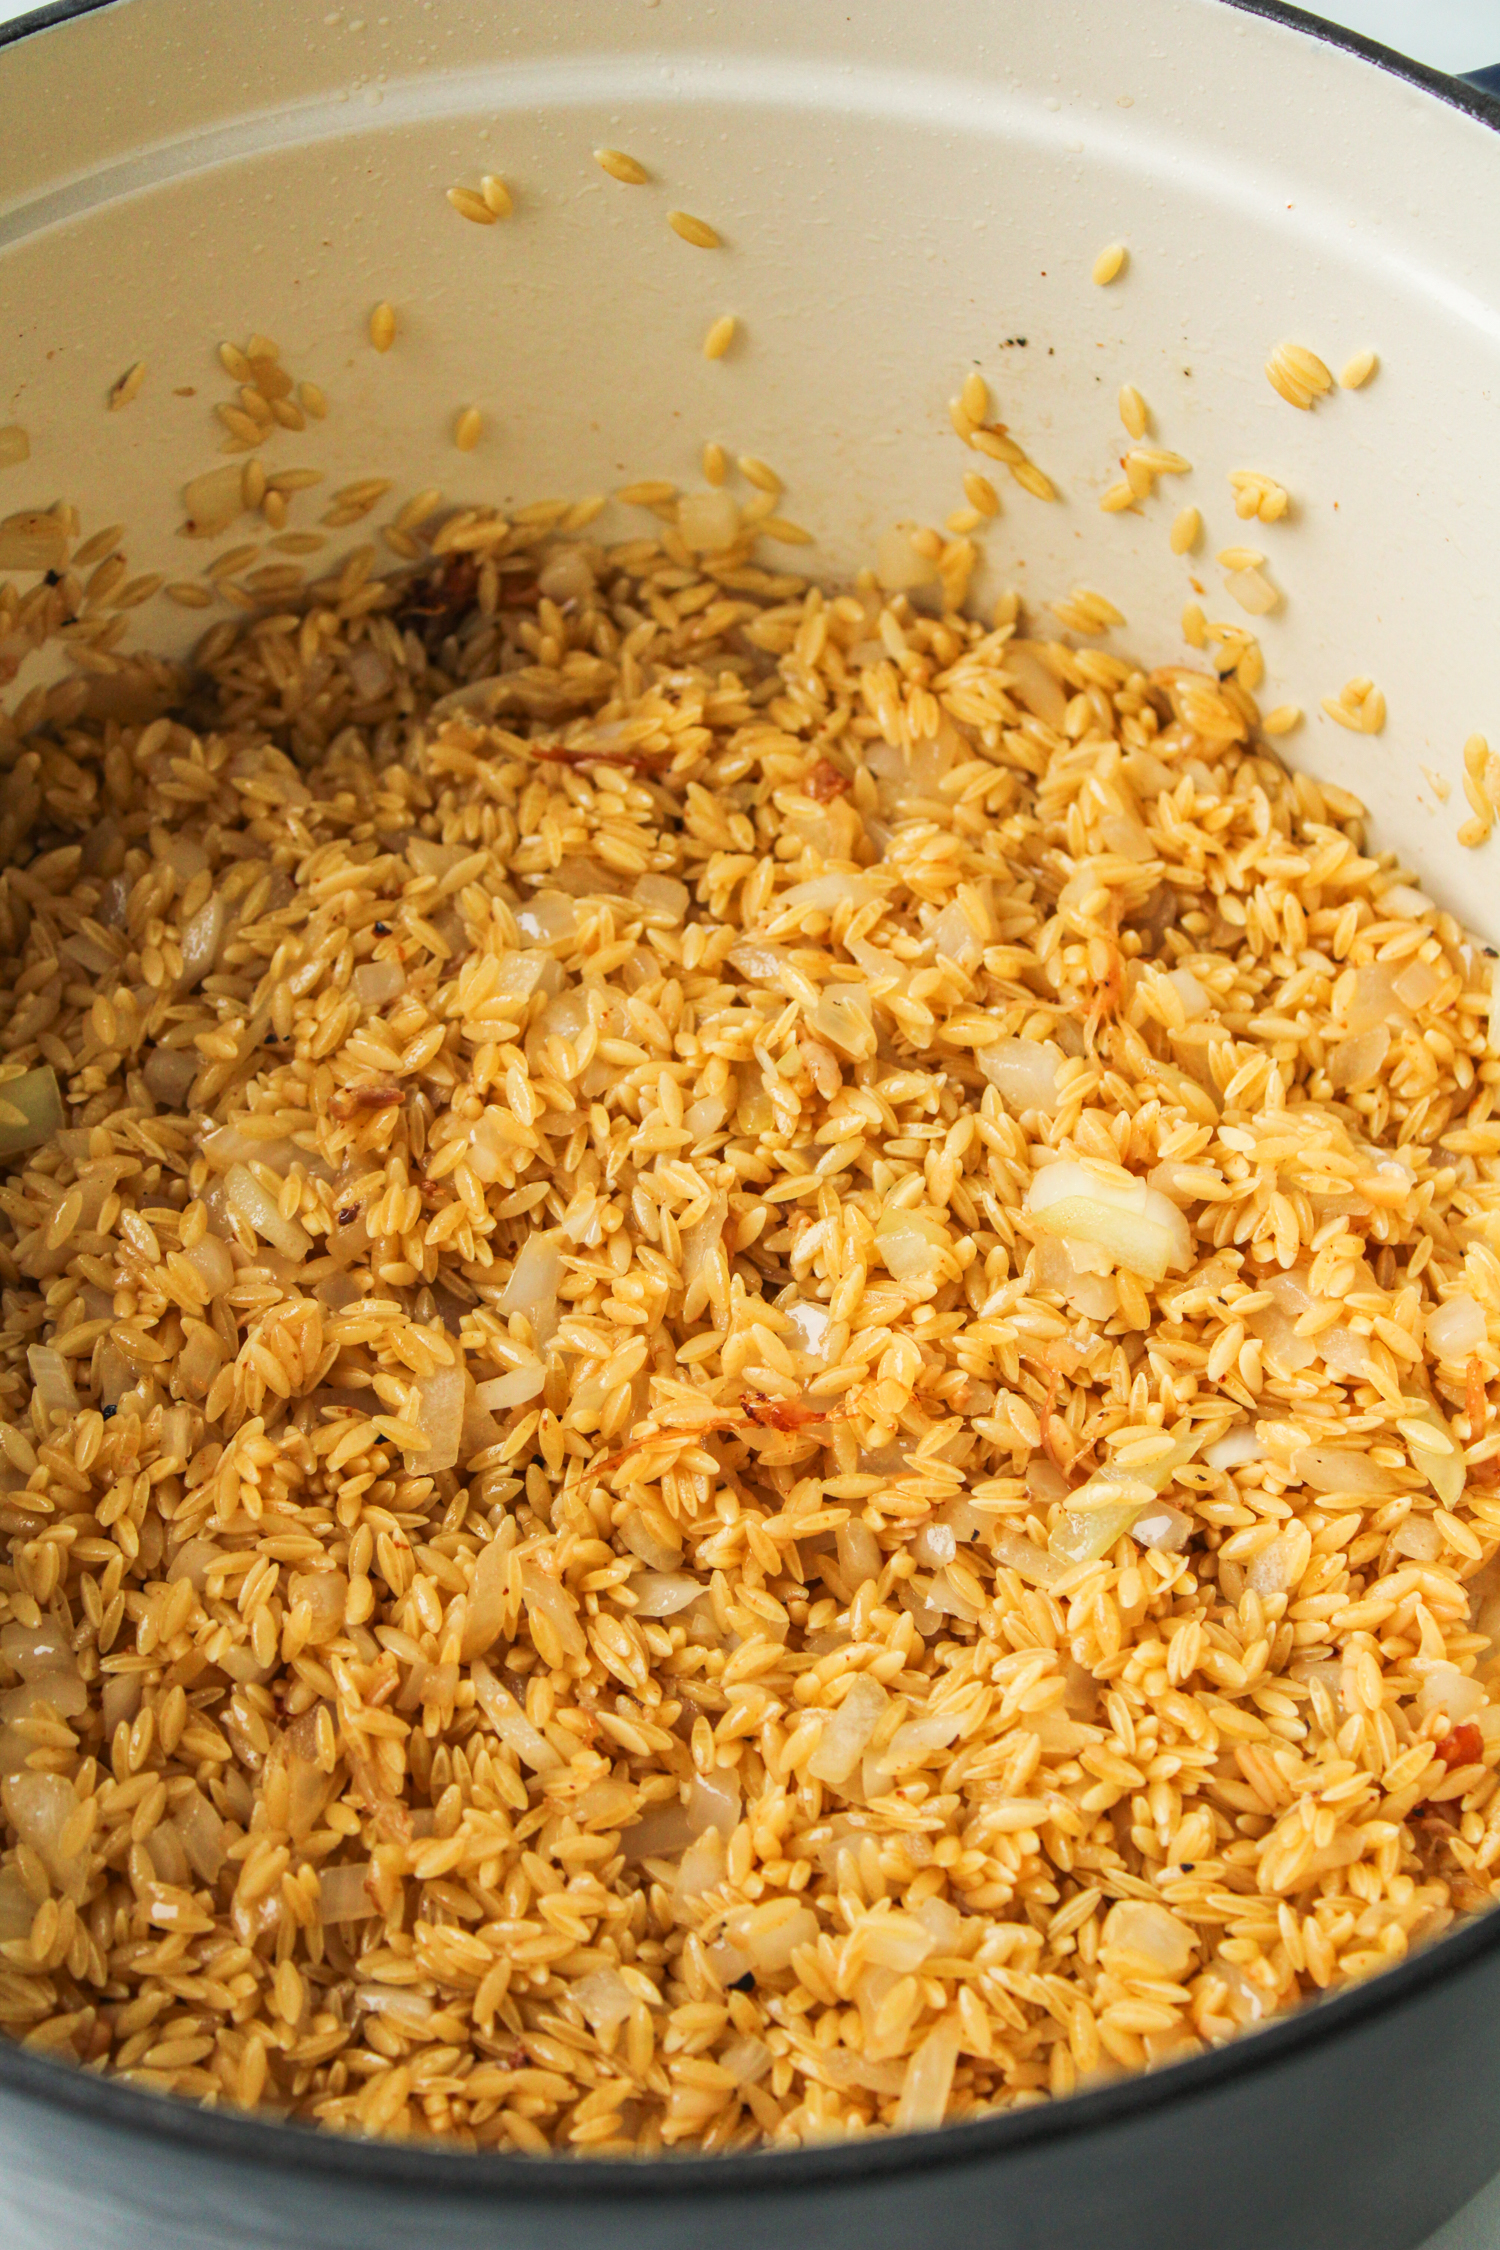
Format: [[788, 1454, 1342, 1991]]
[[1436, 1721, 1484, 1770], [330, 1082, 403, 1120]]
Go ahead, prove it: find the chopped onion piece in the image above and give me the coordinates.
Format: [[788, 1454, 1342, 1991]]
[[813, 983, 876, 1060], [1204, 1425, 1264, 1471], [574, 1967, 636, 2032], [1416, 1663, 1486, 1725], [1402, 1398, 1466, 1511], [225, 1164, 311, 1262], [678, 488, 741, 553], [633, 872, 690, 923], [808, 1672, 888, 1785], [0, 510, 68, 572], [1246, 1523, 1312, 1597], [520, 1560, 587, 1658], [406, 1361, 464, 1473], [142, 1047, 200, 1106], [499, 1230, 561, 1343], [1133, 1502, 1193, 1553], [1328, 1025, 1390, 1090], [475, 1362, 545, 1410], [1102, 1900, 1197, 1977], [1292, 1445, 1402, 1497], [514, 891, 578, 945], [0, 1066, 63, 1158], [875, 523, 937, 593], [992, 1527, 1070, 1587], [1026, 1159, 1192, 1283], [980, 1038, 1064, 1113], [836, 1518, 882, 1588], [354, 960, 404, 1007], [1002, 641, 1069, 730], [319, 1860, 378, 1923], [0, 1619, 73, 1678], [27, 1345, 78, 1421], [1049, 1432, 1205, 1565], [181, 465, 245, 538], [875, 1208, 952, 1283], [1428, 1293, 1486, 1360], [178, 894, 224, 988], [630, 1570, 704, 1618], [472, 1658, 561, 1769], [724, 1898, 818, 1973], [896, 2013, 962, 2132], [178, 1786, 227, 1884], [459, 1540, 510, 1661], [687, 1770, 741, 1839]]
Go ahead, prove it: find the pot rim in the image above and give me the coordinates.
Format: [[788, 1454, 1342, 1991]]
[[0, 0, 1497, 2202]]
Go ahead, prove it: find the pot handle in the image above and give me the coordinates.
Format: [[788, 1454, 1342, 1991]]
[[1460, 65, 1500, 94]]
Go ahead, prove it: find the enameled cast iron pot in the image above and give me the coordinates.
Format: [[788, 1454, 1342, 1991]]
[[2, 1, 1500, 2242]]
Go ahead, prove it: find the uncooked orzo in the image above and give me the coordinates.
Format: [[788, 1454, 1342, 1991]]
[[0, 491, 1499, 2164]]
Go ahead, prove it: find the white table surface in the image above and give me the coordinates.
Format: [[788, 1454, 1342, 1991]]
[[0, 0, 1495, 2242]]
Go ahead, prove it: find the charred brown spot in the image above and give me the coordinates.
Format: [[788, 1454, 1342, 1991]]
[[532, 742, 668, 780], [806, 758, 850, 803], [330, 1083, 403, 1120], [397, 553, 479, 638]]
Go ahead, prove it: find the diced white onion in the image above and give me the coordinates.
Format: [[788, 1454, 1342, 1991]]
[[472, 1658, 561, 1770], [808, 1672, 888, 1785], [475, 1363, 545, 1410], [354, 960, 404, 1007], [178, 894, 224, 988], [27, 1345, 78, 1421], [1026, 1159, 1192, 1283], [0, 1066, 64, 1158], [1428, 1293, 1486, 1360], [319, 1860, 378, 1923], [225, 1164, 311, 1261], [1292, 1445, 1401, 1497], [678, 488, 741, 553], [813, 984, 876, 1060], [895, 2012, 961, 2132], [630, 1570, 704, 1618], [1101, 1900, 1197, 1978], [980, 1038, 1063, 1113], [406, 1361, 464, 1473], [875, 1209, 952, 1283], [1203, 1425, 1264, 1471], [499, 1231, 562, 1343]]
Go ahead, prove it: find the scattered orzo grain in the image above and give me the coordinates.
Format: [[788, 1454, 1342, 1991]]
[[1169, 506, 1200, 554], [446, 185, 498, 226], [1229, 470, 1290, 523], [1321, 676, 1386, 735], [667, 210, 721, 249], [1340, 348, 1379, 390], [369, 302, 397, 353], [1266, 341, 1334, 410], [1118, 384, 1149, 439], [594, 147, 650, 184], [1092, 241, 1127, 284], [703, 314, 737, 361], [453, 408, 484, 452]]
